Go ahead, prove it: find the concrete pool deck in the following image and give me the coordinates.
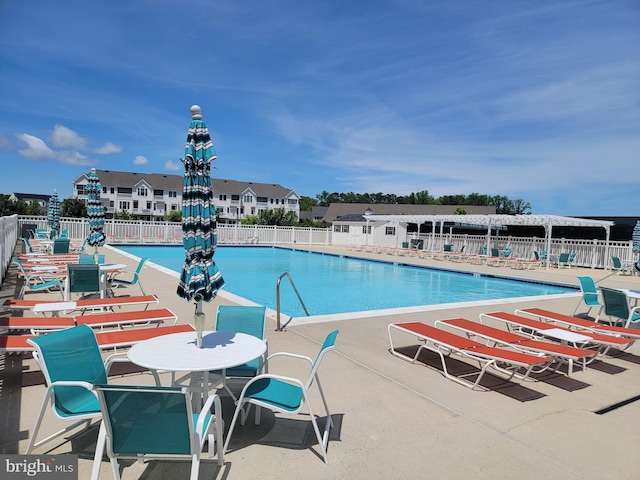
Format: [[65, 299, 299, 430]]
[[1, 244, 639, 479]]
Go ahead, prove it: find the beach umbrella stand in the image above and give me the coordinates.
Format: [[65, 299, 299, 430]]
[[86, 168, 106, 263], [176, 105, 224, 346]]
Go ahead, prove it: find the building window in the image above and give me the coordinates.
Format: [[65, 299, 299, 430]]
[[334, 225, 349, 233], [119, 201, 130, 210], [147, 201, 152, 209], [219, 194, 227, 201], [76, 185, 86, 195], [231, 195, 240, 201], [288, 199, 297, 205], [133, 201, 139, 209], [257, 196, 267, 203], [137, 187, 148, 196], [118, 187, 132, 194], [385, 227, 396, 235], [251, 207, 255, 215], [102, 187, 107, 194], [110, 187, 115, 194], [171, 204, 178, 211], [244, 194, 253, 203], [109, 201, 114, 207], [168, 191, 177, 198], [363, 225, 371, 234]]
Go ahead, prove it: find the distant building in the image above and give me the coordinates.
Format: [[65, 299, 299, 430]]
[[299, 206, 329, 222], [9, 192, 50, 214], [72, 169, 300, 224]]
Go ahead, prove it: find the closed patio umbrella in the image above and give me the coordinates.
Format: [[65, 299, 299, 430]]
[[633, 221, 640, 274], [86, 168, 106, 261], [47, 189, 60, 238], [176, 105, 224, 331]]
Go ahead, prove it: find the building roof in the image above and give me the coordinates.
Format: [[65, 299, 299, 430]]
[[323, 203, 495, 222], [12, 193, 51, 202], [73, 170, 298, 198]]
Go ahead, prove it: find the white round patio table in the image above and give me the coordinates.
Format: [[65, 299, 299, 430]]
[[128, 330, 267, 406]]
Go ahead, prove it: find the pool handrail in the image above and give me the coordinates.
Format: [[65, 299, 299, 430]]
[[276, 272, 310, 331]]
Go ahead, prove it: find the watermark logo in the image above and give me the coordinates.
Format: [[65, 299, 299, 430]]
[[1, 455, 77, 479]]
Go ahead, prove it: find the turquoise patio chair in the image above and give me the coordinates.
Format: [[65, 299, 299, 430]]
[[13, 259, 64, 300], [610, 256, 633, 275], [79, 254, 105, 264], [223, 329, 339, 463], [91, 384, 224, 480], [67, 263, 101, 300], [598, 288, 640, 328], [108, 257, 148, 296], [53, 238, 70, 254], [573, 276, 602, 318], [25, 325, 136, 454], [211, 305, 267, 399]]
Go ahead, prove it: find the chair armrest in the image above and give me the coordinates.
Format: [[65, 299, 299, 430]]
[[247, 373, 306, 390], [104, 353, 161, 385], [197, 393, 222, 435], [51, 380, 96, 391], [266, 351, 313, 364]]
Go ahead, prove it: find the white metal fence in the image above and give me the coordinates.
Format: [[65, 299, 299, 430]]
[[0, 215, 19, 287], [15, 216, 332, 246]]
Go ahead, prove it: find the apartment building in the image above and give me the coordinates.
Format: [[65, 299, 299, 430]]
[[72, 170, 300, 224]]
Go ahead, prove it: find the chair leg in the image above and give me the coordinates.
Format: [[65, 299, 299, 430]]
[[90, 423, 106, 480]]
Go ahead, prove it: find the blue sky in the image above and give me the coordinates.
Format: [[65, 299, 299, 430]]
[[0, 1, 638, 216]]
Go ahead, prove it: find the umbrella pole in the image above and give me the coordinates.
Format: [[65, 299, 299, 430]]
[[194, 298, 205, 348], [93, 246, 100, 264]]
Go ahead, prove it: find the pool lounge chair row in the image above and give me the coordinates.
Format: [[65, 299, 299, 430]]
[[0, 324, 195, 354], [389, 308, 637, 390]]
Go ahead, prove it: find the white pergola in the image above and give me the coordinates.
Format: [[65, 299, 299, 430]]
[[365, 213, 614, 268]]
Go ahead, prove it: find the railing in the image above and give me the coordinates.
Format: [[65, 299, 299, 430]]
[[15, 216, 332, 246], [0, 215, 19, 287], [275, 272, 310, 331]]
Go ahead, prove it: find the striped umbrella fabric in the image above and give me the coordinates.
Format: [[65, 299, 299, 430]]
[[633, 220, 640, 253], [176, 105, 225, 304], [86, 168, 106, 248], [47, 189, 60, 237]]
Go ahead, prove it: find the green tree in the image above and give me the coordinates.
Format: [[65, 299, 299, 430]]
[[241, 215, 259, 225], [166, 211, 182, 222], [114, 209, 133, 220], [0, 195, 29, 215], [61, 198, 87, 218], [298, 196, 317, 211], [27, 200, 43, 215]]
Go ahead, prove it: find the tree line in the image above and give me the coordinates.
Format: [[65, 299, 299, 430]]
[[301, 190, 531, 215]]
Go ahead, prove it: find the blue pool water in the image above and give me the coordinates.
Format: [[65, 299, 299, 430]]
[[117, 245, 574, 317]]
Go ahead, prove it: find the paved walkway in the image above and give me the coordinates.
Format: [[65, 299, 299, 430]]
[[1, 244, 639, 479]]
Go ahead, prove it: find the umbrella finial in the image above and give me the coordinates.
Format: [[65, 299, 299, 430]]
[[190, 105, 202, 120]]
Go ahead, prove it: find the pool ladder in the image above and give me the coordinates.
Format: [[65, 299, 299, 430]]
[[276, 272, 310, 331]]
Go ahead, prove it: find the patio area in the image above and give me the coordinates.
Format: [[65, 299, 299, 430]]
[[1, 244, 639, 479]]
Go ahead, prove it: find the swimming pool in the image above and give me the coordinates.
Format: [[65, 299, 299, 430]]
[[116, 245, 574, 318]]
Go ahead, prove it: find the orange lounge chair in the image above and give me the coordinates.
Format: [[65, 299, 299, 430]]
[[516, 307, 640, 340], [0, 308, 177, 332], [435, 317, 598, 376], [3, 294, 160, 312], [388, 321, 552, 389], [480, 311, 634, 355], [0, 324, 194, 354]]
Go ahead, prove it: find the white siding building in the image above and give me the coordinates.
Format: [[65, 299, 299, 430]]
[[72, 170, 300, 224]]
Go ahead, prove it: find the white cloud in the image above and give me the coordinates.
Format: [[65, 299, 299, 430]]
[[15, 133, 55, 160], [51, 124, 87, 149], [164, 160, 181, 171], [94, 142, 123, 154], [133, 155, 148, 165], [57, 150, 97, 166]]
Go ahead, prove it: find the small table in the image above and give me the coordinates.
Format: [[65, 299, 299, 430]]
[[541, 327, 592, 346], [127, 330, 267, 406], [33, 301, 77, 317]]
